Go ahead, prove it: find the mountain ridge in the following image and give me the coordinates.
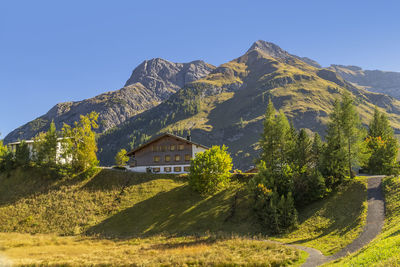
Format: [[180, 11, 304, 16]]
[[6, 40, 400, 170], [4, 59, 214, 143]]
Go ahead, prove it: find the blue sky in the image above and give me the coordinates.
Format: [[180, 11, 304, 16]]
[[1, 0, 400, 138]]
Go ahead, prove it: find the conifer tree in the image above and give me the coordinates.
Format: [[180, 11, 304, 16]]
[[340, 92, 365, 178], [33, 121, 59, 167], [250, 99, 297, 233], [323, 93, 365, 186], [311, 133, 323, 171], [15, 141, 31, 168], [365, 107, 399, 174]]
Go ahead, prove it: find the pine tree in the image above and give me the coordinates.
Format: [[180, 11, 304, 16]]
[[340, 92, 365, 178], [311, 133, 323, 171], [15, 141, 31, 168], [250, 99, 297, 233], [294, 129, 312, 170], [366, 107, 399, 174], [323, 93, 364, 186], [33, 121, 59, 167]]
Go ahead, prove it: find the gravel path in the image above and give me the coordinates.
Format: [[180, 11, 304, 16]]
[[297, 175, 385, 267]]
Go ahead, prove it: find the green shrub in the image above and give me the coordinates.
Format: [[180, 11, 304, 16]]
[[188, 145, 233, 195], [115, 148, 129, 167]]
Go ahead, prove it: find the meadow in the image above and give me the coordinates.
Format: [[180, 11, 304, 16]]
[[0, 168, 371, 266]]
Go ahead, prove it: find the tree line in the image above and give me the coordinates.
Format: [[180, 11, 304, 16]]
[[0, 112, 99, 177], [250, 92, 399, 233]]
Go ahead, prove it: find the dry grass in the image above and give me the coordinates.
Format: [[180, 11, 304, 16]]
[[0, 233, 307, 266]]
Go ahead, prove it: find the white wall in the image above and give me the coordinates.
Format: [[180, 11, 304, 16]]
[[129, 164, 190, 174], [192, 145, 206, 158]]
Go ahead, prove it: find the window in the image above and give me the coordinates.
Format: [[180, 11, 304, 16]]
[[152, 145, 157, 152], [164, 167, 171, 173], [175, 155, 181, 162], [165, 155, 171, 162], [174, 166, 182, 172], [153, 156, 160, 163], [178, 144, 185, 151], [161, 145, 167, 152], [153, 167, 160, 173], [184, 166, 190, 172], [185, 154, 191, 161], [170, 145, 176, 151]]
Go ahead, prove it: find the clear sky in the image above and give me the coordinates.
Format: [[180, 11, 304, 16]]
[[1, 0, 400, 138]]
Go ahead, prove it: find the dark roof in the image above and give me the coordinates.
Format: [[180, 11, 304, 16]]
[[126, 133, 209, 156]]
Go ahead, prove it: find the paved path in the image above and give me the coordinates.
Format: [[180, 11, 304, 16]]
[[295, 176, 385, 267]]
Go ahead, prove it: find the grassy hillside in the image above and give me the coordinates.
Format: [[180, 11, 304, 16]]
[[0, 168, 311, 266], [0, 168, 261, 236], [325, 176, 400, 266], [276, 178, 368, 255], [0, 168, 374, 265]]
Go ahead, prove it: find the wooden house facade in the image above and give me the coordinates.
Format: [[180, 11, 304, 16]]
[[126, 133, 208, 174]]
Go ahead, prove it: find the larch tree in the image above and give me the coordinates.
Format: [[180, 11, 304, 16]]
[[365, 107, 399, 174], [61, 112, 99, 172]]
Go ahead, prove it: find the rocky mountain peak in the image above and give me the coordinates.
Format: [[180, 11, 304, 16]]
[[247, 40, 290, 59], [124, 58, 214, 99]]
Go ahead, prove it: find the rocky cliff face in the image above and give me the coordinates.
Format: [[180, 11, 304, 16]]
[[330, 65, 400, 99], [124, 58, 215, 99], [4, 59, 214, 143]]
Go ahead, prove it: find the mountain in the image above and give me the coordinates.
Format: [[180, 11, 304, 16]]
[[97, 40, 400, 169], [330, 65, 400, 99], [4, 59, 214, 143], [6, 40, 400, 170]]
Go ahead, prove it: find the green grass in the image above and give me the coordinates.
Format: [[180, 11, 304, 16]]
[[325, 176, 400, 266], [0, 167, 261, 237], [0, 168, 371, 265], [0, 168, 309, 266], [275, 177, 368, 255]]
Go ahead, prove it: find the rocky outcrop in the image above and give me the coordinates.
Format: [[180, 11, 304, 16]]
[[4, 59, 214, 143], [330, 64, 400, 99], [124, 58, 215, 99]]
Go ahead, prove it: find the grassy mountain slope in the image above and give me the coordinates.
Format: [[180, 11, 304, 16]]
[[98, 41, 400, 169], [326, 176, 400, 266]]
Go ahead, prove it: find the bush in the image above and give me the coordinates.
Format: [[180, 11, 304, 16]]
[[188, 145, 233, 195]]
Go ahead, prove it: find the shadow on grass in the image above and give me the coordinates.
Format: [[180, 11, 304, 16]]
[[86, 184, 260, 239], [0, 167, 184, 207], [81, 169, 184, 192], [283, 181, 367, 245]]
